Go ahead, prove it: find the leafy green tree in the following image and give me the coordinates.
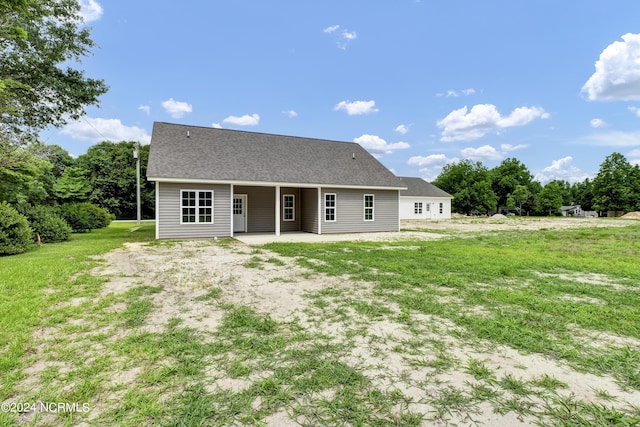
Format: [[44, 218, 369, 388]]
[[591, 153, 639, 213], [490, 158, 533, 210], [538, 181, 563, 216], [77, 141, 154, 219], [0, 201, 32, 255], [53, 166, 91, 202], [1, 0, 108, 147], [571, 179, 595, 211], [506, 184, 531, 215], [433, 160, 497, 215]]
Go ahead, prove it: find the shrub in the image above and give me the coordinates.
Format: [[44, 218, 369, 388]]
[[19, 205, 72, 243], [0, 202, 33, 255], [56, 203, 112, 232]]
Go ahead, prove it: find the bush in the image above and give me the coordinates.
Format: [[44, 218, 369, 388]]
[[19, 205, 72, 243], [56, 203, 112, 232], [0, 202, 33, 255]]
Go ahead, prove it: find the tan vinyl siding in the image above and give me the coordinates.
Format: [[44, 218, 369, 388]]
[[301, 188, 318, 233], [321, 188, 399, 233], [157, 182, 230, 239], [234, 186, 275, 233]]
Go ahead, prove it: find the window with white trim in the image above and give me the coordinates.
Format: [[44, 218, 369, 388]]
[[283, 194, 295, 221], [439, 202, 443, 214], [364, 194, 374, 221], [181, 190, 213, 223], [414, 202, 423, 214], [324, 193, 336, 222]]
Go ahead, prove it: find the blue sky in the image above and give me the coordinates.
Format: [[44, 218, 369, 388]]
[[49, 0, 640, 183]]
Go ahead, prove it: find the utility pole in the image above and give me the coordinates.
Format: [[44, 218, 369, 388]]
[[134, 142, 141, 224]]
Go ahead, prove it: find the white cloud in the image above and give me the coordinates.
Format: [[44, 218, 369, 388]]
[[353, 134, 410, 155], [459, 143, 528, 162], [578, 130, 640, 147], [436, 104, 549, 142], [334, 100, 378, 115], [79, 0, 103, 23], [138, 105, 150, 115], [222, 113, 260, 126], [437, 88, 477, 98], [395, 124, 409, 135], [629, 106, 640, 118], [627, 149, 640, 157], [407, 153, 454, 167], [212, 123, 222, 129], [61, 117, 151, 144], [461, 145, 503, 161], [323, 25, 340, 34], [500, 143, 528, 153], [408, 154, 459, 182], [283, 110, 298, 118], [534, 156, 590, 184], [582, 33, 640, 101], [590, 118, 605, 128], [162, 98, 192, 119], [323, 24, 357, 49]]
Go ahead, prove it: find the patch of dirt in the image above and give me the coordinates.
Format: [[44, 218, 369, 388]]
[[13, 218, 640, 426], [402, 216, 635, 232]]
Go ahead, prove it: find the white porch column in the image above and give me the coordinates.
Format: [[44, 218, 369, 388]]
[[275, 185, 281, 236], [230, 184, 234, 237], [317, 187, 322, 235]]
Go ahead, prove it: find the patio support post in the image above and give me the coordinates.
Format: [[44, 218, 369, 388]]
[[317, 187, 322, 235], [275, 185, 281, 236]]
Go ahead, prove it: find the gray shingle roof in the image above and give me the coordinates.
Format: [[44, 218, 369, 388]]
[[147, 122, 405, 189], [399, 177, 452, 198]]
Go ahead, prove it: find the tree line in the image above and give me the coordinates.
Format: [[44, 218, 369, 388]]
[[433, 153, 640, 216]]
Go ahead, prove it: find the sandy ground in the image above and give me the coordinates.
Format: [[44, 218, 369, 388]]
[[14, 217, 640, 426]]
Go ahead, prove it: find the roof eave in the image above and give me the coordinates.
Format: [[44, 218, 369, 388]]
[[148, 176, 406, 191]]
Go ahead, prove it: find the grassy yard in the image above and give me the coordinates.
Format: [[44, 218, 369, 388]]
[[1, 220, 639, 426]]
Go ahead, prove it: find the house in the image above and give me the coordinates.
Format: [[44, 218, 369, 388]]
[[147, 122, 406, 239], [398, 177, 452, 220], [561, 205, 597, 217]]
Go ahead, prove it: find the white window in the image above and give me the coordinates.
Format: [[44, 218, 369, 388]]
[[325, 193, 336, 222], [181, 190, 213, 224], [414, 202, 423, 214], [364, 194, 374, 221], [439, 203, 443, 214], [426, 203, 431, 212], [283, 194, 295, 221]]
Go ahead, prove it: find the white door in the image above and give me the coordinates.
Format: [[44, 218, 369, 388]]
[[233, 195, 247, 233]]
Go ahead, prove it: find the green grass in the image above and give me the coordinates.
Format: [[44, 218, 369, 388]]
[[3, 220, 640, 426], [0, 222, 155, 402], [265, 224, 640, 390]]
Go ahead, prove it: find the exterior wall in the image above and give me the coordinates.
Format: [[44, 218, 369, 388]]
[[280, 187, 301, 232], [157, 182, 231, 239], [320, 188, 399, 234], [301, 188, 318, 233], [235, 186, 275, 233], [400, 196, 452, 220]]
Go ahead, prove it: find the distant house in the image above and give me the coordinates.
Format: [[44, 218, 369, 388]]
[[561, 205, 598, 217], [398, 177, 452, 220], [561, 205, 583, 217], [147, 122, 407, 239]]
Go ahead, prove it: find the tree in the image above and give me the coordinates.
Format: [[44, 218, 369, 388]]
[[77, 141, 154, 219], [591, 153, 639, 213], [53, 166, 91, 202], [1, 0, 107, 149], [433, 160, 497, 215], [538, 181, 563, 216], [506, 184, 531, 215], [490, 158, 533, 210]]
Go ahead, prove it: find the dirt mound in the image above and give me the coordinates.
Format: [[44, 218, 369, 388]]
[[491, 214, 507, 219], [620, 212, 640, 219]]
